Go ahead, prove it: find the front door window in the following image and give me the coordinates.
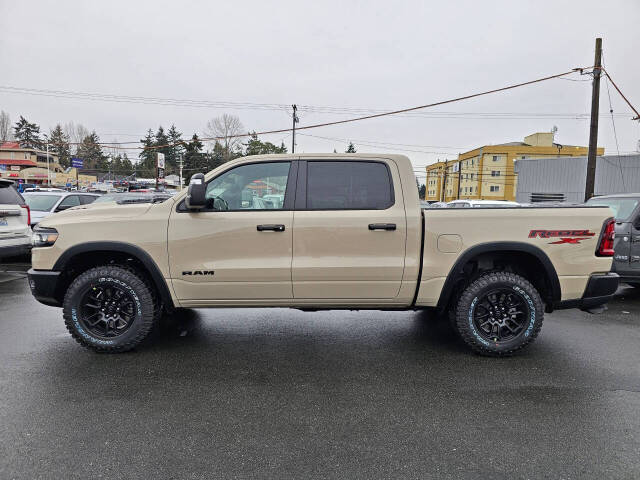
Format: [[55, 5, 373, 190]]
[[204, 162, 290, 211]]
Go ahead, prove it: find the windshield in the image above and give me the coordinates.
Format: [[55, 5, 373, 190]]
[[24, 195, 61, 212], [586, 197, 639, 221]]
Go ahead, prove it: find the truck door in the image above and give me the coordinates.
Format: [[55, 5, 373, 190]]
[[167, 161, 296, 302], [292, 159, 407, 299]]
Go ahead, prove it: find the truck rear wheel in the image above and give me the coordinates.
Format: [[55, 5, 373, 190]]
[[454, 271, 543, 356], [63, 265, 156, 353]]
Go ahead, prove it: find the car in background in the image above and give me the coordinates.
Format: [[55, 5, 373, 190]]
[[17, 183, 37, 193], [23, 187, 65, 193], [23, 191, 100, 227], [586, 194, 640, 287], [422, 201, 448, 208], [0, 179, 31, 259], [262, 194, 285, 209], [447, 199, 520, 208], [93, 192, 171, 205]]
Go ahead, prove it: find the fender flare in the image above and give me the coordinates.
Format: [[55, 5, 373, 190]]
[[53, 241, 174, 308], [436, 241, 561, 310]]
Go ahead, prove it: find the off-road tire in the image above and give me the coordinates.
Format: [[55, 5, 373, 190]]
[[63, 265, 156, 353], [454, 271, 544, 357]]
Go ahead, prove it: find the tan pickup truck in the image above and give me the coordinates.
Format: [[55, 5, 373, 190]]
[[28, 154, 619, 356]]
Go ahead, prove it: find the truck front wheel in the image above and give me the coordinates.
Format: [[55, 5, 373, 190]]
[[454, 271, 544, 356], [62, 265, 156, 353]]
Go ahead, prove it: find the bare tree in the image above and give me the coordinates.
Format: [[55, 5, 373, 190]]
[[63, 122, 90, 154], [204, 114, 245, 161], [0, 110, 13, 142]]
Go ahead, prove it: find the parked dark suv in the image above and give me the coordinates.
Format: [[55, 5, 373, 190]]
[[586, 194, 640, 287]]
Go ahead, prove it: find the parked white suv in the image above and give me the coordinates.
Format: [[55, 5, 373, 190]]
[[23, 191, 100, 227], [0, 179, 31, 259]]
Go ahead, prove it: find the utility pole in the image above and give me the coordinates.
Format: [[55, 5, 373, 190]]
[[457, 161, 462, 199], [44, 135, 50, 186], [178, 154, 184, 190], [441, 163, 447, 202], [291, 104, 299, 153], [585, 37, 602, 201]]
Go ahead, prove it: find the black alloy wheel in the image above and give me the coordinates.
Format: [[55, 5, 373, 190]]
[[472, 288, 530, 343], [79, 284, 137, 338]]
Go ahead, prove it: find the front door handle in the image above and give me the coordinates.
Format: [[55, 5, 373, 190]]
[[257, 224, 285, 232], [368, 223, 396, 231]]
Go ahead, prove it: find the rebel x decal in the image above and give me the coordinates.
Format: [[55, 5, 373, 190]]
[[528, 229, 596, 245]]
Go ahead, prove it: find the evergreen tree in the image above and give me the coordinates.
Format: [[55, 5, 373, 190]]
[[13, 116, 42, 149], [76, 132, 107, 171], [138, 129, 156, 177], [345, 142, 357, 153], [48, 124, 71, 168], [209, 140, 227, 171], [184, 134, 206, 183], [419, 184, 426, 200], [244, 133, 287, 156], [121, 153, 133, 175], [166, 124, 184, 173]]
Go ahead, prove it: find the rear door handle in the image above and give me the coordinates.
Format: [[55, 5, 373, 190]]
[[368, 223, 396, 231], [257, 224, 285, 232]]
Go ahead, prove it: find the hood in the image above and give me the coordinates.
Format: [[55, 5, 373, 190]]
[[37, 201, 160, 229]]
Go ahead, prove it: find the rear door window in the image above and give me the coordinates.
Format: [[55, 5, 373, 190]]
[[58, 195, 81, 208], [80, 195, 98, 205], [306, 161, 394, 210]]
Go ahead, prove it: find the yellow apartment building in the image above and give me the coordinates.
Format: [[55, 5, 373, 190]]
[[425, 161, 447, 202], [425, 132, 603, 202]]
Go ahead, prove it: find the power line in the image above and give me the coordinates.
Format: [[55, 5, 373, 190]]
[[602, 51, 626, 191], [3, 84, 629, 119], [601, 68, 640, 120], [14, 65, 638, 155]]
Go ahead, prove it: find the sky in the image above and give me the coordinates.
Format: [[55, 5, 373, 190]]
[[1, 0, 639, 182]]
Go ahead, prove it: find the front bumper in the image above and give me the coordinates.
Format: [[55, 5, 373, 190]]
[[555, 272, 620, 311], [27, 268, 62, 307]]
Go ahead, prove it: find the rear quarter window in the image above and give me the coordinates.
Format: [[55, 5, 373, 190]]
[[0, 183, 25, 205]]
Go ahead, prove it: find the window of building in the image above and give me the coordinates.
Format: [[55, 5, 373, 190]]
[[493, 155, 498, 161], [490, 185, 499, 192], [307, 161, 393, 210], [491, 171, 500, 177]]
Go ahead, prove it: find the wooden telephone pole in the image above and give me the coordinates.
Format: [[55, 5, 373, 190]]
[[584, 38, 602, 201], [291, 105, 299, 153]]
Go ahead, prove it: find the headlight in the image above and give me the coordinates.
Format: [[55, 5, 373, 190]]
[[32, 227, 59, 247]]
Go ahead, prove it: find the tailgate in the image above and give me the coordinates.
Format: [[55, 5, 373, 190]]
[[0, 204, 29, 237]]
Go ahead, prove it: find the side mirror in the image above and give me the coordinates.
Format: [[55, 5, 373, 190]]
[[55, 204, 73, 212], [633, 217, 640, 230], [185, 173, 206, 210]]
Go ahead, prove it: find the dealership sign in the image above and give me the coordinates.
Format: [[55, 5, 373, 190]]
[[71, 158, 84, 169]]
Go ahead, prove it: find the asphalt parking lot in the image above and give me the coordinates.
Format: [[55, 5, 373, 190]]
[[1, 261, 639, 479]]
